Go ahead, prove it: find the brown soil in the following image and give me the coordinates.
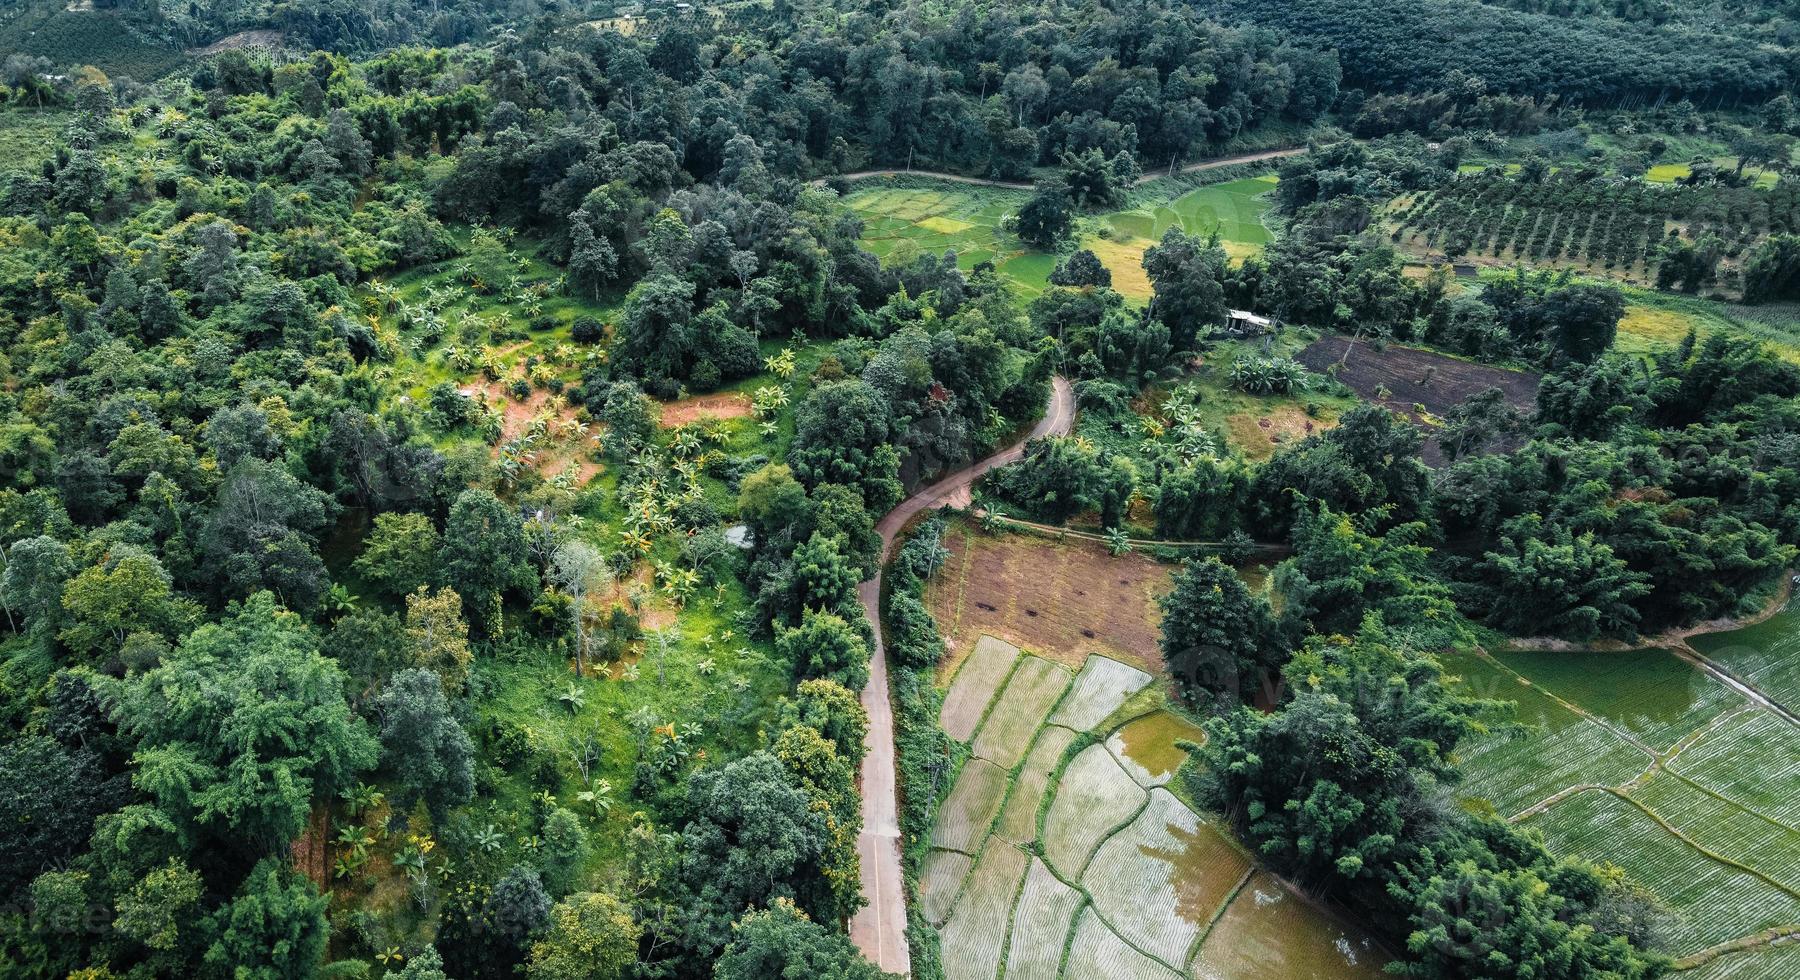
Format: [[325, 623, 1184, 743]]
[[925, 522, 1172, 681], [1296, 334, 1540, 467], [658, 391, 753, 427]]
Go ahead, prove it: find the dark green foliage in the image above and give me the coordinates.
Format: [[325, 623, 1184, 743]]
[[374, 668, 476, 817], [1218, 0, 1791, 104], [0, 736, 126, 897], [1159, 558, 1282, 707], [1252, 404, 1430, 535], [1015, 180, 1074, 248], [676, 752, 837, 964], [1143, 228, 1230, 351], [442, 488, 539, 633], [203, 858, 330, 980], [989, 436, 1135, 527], [714, 898, 884, 980]]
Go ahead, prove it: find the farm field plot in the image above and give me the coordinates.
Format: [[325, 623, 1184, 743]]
[[926, 520, 1173, 676], [1190, 872, 1389, 980], [1631, 772, 1800, 894], [1107, 710, 1209, 787], [1295, 334, 1541, 466], [1063, 908, 1187, 980], [1491, 648, 1745, 754], [932, 758, 1012, 853], [997, 724, 1079, 844], [1083, 789, 1250, 965], [918, 849, 974, 926], [1681, 941, 1800, 980], [1446, 629, 1800, 968], [939, 840, 1032, 980], [1441, 651, 1651, 817], [1006, 858, 1086, 980], [1051, 655, 1155, 731], [970, 656, 1073, 768], [1043, 744, 1149, 878], [845, 175, 1275, 304], [940, 634, 1024, 741], [1690, 604, 1800, 709], [1525, 789, 1800, 955], [920, 632, 1384, 977], [1667, 708, 1800, 827]]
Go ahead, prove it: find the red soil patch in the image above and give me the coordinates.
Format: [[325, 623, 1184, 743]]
[[658, 391, 753, 427], [462, 379, 601, 483], [924, 522, 1173, 680]]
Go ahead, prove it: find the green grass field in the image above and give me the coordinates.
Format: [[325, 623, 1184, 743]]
[[1445, 613, 1800, 962], [845, 175, 1276, 304], [1616, 287, 1800, 364]]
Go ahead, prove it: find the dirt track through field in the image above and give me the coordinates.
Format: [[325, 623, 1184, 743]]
[[849, 376, 1075, 976]]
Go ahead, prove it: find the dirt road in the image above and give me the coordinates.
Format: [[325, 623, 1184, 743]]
[[821, 146, 1304, 192], [848, 376, 1075, 976]]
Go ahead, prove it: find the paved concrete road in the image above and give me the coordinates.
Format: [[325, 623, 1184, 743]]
[[849, 376, 1075, 976]]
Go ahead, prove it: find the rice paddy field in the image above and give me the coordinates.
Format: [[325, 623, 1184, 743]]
[[845, 175, 1277, 303], [1444, 603, 1800, 972], [920, 634, 1388, 978]]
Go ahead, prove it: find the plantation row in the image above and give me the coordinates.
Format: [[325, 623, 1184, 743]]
[[1389, 171, 1799, 272]]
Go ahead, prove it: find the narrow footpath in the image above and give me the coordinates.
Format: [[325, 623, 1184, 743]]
[[848, 376, 1075, 976]]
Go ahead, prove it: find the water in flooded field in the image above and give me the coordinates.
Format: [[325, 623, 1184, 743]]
[[1108, 710, 1207, 785], [1190, 872, 1389, 979]]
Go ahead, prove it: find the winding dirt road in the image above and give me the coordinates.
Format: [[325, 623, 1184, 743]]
[[822, 146, 1303, 191], [849, 376, 1075, 976]]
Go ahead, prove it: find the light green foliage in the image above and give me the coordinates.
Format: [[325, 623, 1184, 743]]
[[116, 593, 378, 853]]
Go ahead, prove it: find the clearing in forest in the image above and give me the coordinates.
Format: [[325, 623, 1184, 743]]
[[1295, 334, 1541, 465], [845, 175, 1275, 304], [921, 635, 1389, 979], [925, 522, 1173, 678]]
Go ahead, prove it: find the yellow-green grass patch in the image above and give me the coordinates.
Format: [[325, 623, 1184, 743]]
[[918, 215, 976, 234], [970, 655, 1073, 769]]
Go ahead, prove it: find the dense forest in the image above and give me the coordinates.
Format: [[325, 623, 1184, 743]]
[[0, 0, 1798, 978]]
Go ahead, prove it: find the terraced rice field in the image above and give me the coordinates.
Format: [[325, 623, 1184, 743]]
[[845, 176, 1276, 303], [940, 634, 1023, 741], [1190, 872, 1387, 980], [1445, 605, 1800, 968], [921, 636, 1389, 978]]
